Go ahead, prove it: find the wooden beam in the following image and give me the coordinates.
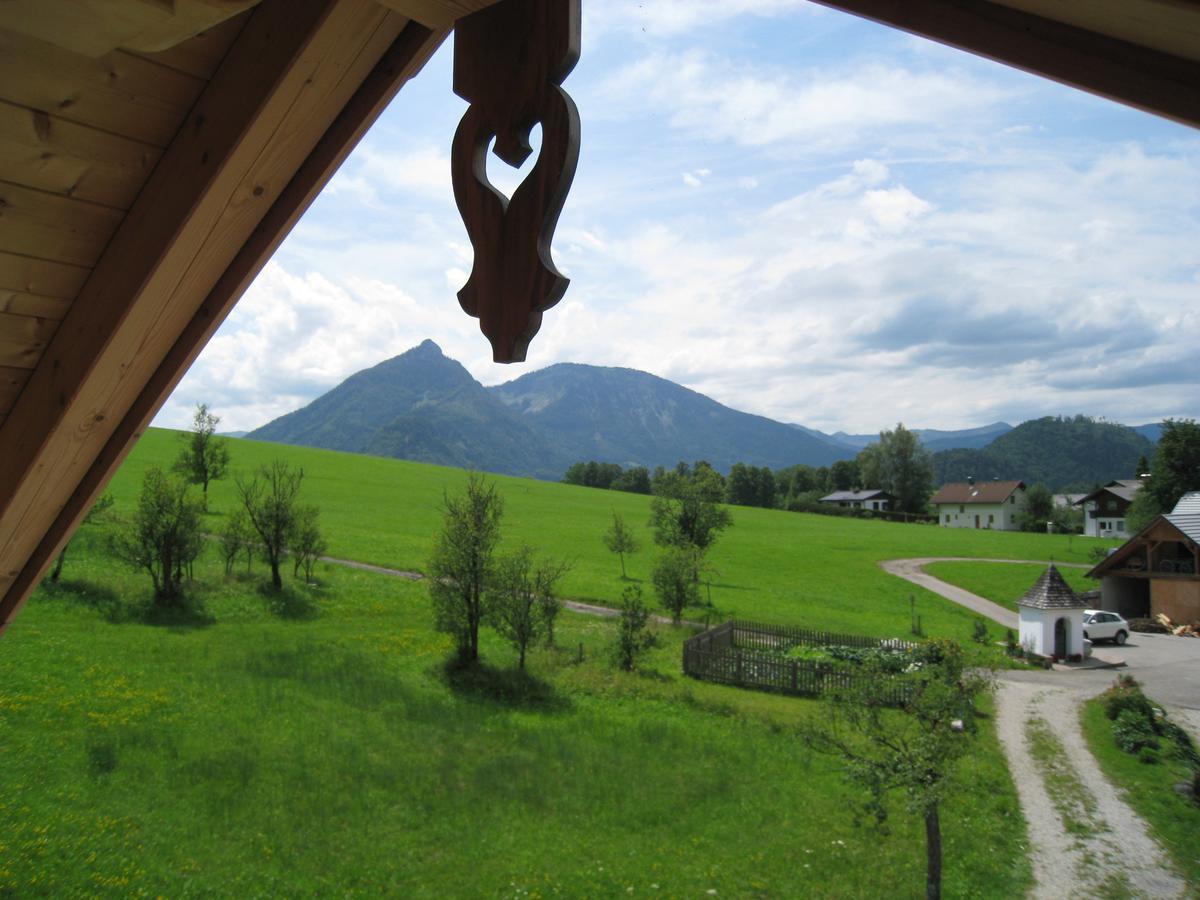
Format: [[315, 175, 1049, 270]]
[[806, 0, 1200, 129], [0, 11, 447, 635], [375, 0, 499, 29]]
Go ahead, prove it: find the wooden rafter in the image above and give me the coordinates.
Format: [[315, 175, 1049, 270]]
[[0, 0, 448, 634], [807, 0, 1200, 129]]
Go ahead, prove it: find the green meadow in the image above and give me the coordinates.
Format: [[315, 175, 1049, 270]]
[[922, 562, 1098, 613], [1, 428, 1119, 896]]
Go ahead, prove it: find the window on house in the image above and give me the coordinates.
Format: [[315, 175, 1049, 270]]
[[1106, 500, 1117, 510], [959, 505, 965, 513], [944, 514, 949, 523], [1010, 496, 1016, 504], [988, 514, 994, 525]]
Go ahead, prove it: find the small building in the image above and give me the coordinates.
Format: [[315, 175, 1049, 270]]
[[818, 489, 892, 511], [1075, 479, 1143, 538], [1088, 492, 1200, 623], [1018, 565, 1088, 659], [930, 479, 1026, 530]]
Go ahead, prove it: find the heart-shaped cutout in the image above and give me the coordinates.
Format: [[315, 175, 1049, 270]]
[[484, 122, 543, 202]]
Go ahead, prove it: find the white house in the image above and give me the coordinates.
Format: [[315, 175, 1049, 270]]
[[818, 489, 892, 511], [1075, 479, 1143, 538], [1018, 565, 1088, 660], [930, 479, 1026, 530]]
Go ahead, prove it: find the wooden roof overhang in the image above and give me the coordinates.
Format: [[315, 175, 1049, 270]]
[[1, 0, 1199, 635], [1088, 517, 1200, 581]]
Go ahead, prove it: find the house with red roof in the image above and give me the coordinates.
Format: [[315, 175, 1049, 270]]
[[930, 478, 1027, 531]]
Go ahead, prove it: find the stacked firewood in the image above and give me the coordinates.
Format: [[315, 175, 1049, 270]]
[[1155, 613, 1200, 637]]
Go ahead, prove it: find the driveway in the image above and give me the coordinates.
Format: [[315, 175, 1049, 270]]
[[1002, 633, 1200, 738]]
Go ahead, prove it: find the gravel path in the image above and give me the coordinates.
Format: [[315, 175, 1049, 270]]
[[994, 680, 1186, 898], [881, 558, 1089, 629], [318, 555, 694, 626]]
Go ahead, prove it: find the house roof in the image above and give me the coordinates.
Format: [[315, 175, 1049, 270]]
[[820, 489, 890, 502], [1019, 565, 1087, 610], [930, 480, 1025, 505], [1076, 479, 1143, 505], [2, 0, 1200, 635], [1165, 491, 1200, 545]]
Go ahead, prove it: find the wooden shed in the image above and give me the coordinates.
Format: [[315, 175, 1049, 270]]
[[2, 0, 1200, 636], [1088, 492, 1200, 625]]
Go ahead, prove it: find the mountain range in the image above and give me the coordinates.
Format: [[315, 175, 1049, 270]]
[[247, 340, 1162, 486]]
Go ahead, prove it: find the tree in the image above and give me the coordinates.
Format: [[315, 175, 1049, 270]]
[[652, 546, 701, 624], [112, 468, 203, 604], [602, 511, 640, 578], [649, 472, 732, 552], [1125, 488, 1160, 534], [1016, 482, 1054, 532], [830, 458, 860, 491], [219, 509, 256, 576], [1135, 454, 1151, 479], [237, 460, 304, 590], [857, 424, 934, 514], [801, 640, 994, 900], [489, 546, 568, 667], [1145, 419, 1200, 515], [290, 505, 326, 583], [428, 473, 504, 662], [49, 493, 114, 583], [173, 403, 230, 509], [611, 585, 659, 671]]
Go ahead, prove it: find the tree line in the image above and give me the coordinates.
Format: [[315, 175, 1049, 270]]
[[563, 424, 938, 516]]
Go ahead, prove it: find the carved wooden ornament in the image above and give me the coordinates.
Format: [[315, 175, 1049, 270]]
[[451, 0, 581, 363]]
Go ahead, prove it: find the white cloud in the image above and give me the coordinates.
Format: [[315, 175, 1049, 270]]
[[597, 51, 1016, 153]]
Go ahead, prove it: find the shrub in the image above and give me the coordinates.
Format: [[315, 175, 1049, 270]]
[[1113, 709, 1160, 755], [1137, 746, 1160, 765], [1101, 675, 1155, 723], [971, 618, 989, 644], [611, 585, 659, 671]]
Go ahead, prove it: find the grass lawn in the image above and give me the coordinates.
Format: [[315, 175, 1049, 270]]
[[0, 532, 1032, 897], [104, 429, 1119, 648], [1079, 698, 1200, 886], [922, 562, 1098, 613]]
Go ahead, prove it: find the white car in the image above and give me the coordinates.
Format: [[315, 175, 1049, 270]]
[[1082, 610, 1129, 645]]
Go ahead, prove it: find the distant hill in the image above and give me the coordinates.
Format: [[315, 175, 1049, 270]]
[[248, 340, 570, 479], [248, 342, 1164, 485], [823, 422, 1013, 453], [932, 416, 1156, 490], [249, 342, 846, 478], [490, 363, 844, 472]]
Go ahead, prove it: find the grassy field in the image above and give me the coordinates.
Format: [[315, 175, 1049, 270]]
[[1080, 698, 1200, 886], [922, 562, 1098, 613], [103, 429, 1117, 644], [0, 528, 1033, 897]]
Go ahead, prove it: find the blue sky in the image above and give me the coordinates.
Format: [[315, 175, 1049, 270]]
[[158, 1, 1200, 435]]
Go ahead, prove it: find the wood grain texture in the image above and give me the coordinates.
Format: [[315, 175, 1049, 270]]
[[0, 99, 160, 209], [0, 181, 125, 267], [0, 311, 59, 369], [0, 0, 433, 632], [0, 252, 90, 299], [130, 15, 249, 79], [808, 0, 1200, 128], [0, 366, 27, 413], [0, 0, 260, 59], [451, 0, 580, 363], [0, 29, 207, 147], [0, 290, 73, 321]]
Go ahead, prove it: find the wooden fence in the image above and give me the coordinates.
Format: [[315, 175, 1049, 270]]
[[682, 620, 915, 705]]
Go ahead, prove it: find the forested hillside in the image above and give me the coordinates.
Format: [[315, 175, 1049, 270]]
[[933, 416, 1155, 490]]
